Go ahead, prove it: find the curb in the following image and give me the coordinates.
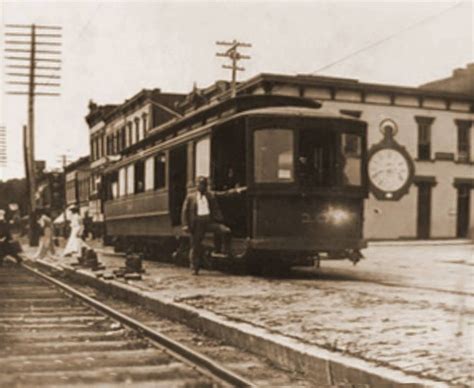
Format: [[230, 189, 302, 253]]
[[367, 239, 472, 247], [29, 258, 448, 388]]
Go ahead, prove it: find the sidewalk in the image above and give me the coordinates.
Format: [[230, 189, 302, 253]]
[[21, 241, 472, 387]]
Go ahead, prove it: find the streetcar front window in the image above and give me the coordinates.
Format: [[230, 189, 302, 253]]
[[254, 129, 294, 183], [297, 128, 338, 187], [297, 129, 363, 188]]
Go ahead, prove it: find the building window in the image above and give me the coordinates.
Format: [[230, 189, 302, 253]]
[[142, 113, 148, 134], [134, 161, 145, 193], [99, 135, 104, 158], [91, 137, 99, 160], [115, 132, 120, 154], [415, 116, 434, 160], [120, 126, 126, 150], [111, 134, 116, 155], [106, 135, 111, 156], [154, 153, 166, 189], [456, 119, 471, 162], [90, 139, 95, 161], [127, 122, 133, 146], [135, 118, 140, 143]]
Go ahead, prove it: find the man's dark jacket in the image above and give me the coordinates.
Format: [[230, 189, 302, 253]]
[[0, 220, 14, 257], [181, 191, 224, 232]]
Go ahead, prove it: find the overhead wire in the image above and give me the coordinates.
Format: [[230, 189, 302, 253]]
[[312, 1, 464, 74]]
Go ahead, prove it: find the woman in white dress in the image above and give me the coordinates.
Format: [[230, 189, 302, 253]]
[[63, 207, 86, 257], [34, 209, 55, 260]]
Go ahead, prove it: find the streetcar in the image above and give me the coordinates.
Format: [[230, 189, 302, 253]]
[[102, 94, 368, 272]]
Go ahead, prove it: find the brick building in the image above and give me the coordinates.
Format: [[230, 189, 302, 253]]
[[64, 156, 90, 217], [85, 89, 185, 235]]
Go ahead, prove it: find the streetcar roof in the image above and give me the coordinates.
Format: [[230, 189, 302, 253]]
[[234, 106, 365, 122]]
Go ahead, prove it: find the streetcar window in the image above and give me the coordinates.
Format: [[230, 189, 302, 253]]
[[144, 156, 154, 191], [134, 161, 145, 194], [341, 133, 362, 186], [195, 137, 210, 178], [254, 129, 294, 183], [118, 167, 126, 197], [154, 153, 166, 189], [126, 164, 134, 195], [212, 121, 246, 191]]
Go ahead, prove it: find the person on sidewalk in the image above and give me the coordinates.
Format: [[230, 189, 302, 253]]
[[34, 209, 56, 260], [63, 206, 88, 258], [181, 176, 232, 275], [0, 209, 23, 266]]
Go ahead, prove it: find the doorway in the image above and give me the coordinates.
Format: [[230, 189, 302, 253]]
[[456, 185, 471, 238], [168, 145, 187, 226], [417, 183, 432, 239]]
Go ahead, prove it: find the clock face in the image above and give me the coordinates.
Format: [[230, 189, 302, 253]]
[[368, 149, 410, 192]]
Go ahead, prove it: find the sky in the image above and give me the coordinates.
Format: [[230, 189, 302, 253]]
[[0, 0, 472, 180]]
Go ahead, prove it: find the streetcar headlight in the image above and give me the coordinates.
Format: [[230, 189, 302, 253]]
[[324, 206, 351, 225]]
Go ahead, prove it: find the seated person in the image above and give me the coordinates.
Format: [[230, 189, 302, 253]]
[[0, 209, 23, 265]]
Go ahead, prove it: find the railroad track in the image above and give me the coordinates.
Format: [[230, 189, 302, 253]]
[[0, 263, 253, 387]]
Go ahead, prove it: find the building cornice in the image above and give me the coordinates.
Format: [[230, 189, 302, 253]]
[[239, 73, 474, 102]]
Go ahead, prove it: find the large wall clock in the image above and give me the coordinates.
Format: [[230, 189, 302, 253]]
[[367, 119, 415, 201]]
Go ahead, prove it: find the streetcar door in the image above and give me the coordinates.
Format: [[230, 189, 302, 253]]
[[168, 145, 187, 226]]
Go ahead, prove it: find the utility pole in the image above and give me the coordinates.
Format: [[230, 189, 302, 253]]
[[4, 24, 62, 246], [216, 40, 251, 97], [57, 153, 72, 224]]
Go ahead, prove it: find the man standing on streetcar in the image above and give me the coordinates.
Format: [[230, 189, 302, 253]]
[[181, 176, 231, 275]]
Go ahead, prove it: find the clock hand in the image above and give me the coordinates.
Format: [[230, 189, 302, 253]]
[[372, 170, 384, 177]]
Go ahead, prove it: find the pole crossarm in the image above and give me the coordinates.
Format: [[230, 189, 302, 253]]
[[5, 40, 62, 46], [222, 65, 245, 71], [6, 73, 61, 79], [5, 33, 62, 38], [6, 65, 61, 71], [6, 24, 62, 30], [8, 81, 61, 87], [5, 48, 61, 54], [216, 40, 252, 48], [7, 91, 61, 96], [5, 56, 62, 63]]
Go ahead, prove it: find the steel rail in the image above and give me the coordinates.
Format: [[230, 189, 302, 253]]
[[21, 263, 254, 387]]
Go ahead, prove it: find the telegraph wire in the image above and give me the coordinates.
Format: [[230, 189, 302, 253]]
[[312, 1, 464, 75]]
